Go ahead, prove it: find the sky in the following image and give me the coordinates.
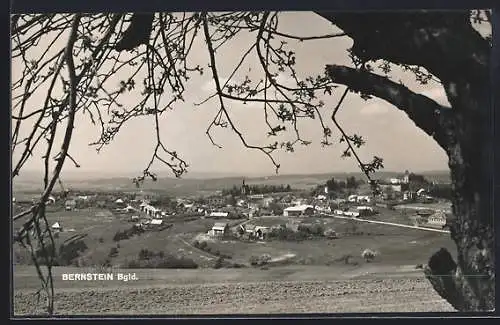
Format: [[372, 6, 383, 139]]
[[12, 11, 489, 179]]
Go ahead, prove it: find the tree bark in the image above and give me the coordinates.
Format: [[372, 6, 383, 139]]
[[320, 11, 495, 311]]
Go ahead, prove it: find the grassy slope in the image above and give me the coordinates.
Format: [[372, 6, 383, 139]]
[[13, 205, 456, 269]]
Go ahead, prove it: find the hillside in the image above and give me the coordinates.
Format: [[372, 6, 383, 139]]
[[12, 170, 451, 197]]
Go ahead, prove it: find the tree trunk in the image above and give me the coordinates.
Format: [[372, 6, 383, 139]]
[[425, 87, 495, 312], [318, 11, 495, 311]]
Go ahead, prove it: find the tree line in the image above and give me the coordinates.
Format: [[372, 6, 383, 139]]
[[222, 184, 293, 196]]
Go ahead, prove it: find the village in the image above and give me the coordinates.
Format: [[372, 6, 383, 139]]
[[12, 170, 453, 269]]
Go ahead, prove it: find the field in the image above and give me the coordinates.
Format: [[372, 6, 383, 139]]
[[13, 265, 456, 315]]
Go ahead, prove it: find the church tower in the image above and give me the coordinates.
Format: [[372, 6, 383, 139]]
[[241, 179, 247, 196]]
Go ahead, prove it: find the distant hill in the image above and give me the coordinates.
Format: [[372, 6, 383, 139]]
[[12, 169, 451, 196]]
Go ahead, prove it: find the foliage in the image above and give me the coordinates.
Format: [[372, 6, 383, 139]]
[[249, 253, 272, 266], [361, 248, 378, 262], [267, 227, 309, 241], [222, 183, 294, 196], [126, 250, 198, 269], [112, 225, 145, 241]]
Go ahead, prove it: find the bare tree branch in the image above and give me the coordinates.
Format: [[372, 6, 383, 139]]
[[325, 64, 453, 151]]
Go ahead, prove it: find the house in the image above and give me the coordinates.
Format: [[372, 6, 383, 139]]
[[240, 224, 270, 240], [389, 178, 401, 184], [314, 205, 331, 213], [283, 205, 315, 217], [65, 199, 77, 211], [261, 197, 274, 208], [334, 209, 344, 215], [211, 222, 229, 237], [130, 215, 140, 222], [144, 205, 161, 217], [356, 195, 371, 203], [416, 188, 427, 197], [139, 201, 149, 211], [46, 196, 56, 205], [347, 195, 358, 202], [356, 206, 375, 216], [380, 184, 403, 193], [208, 197, 225, 207], [210, 211, 229, 218], [51, 222, 62, 231], [115, 198, 124, 204], [403, 191, 415, 201], [150, 219, 163, 226], [343, 210, 360, 217], [123, 205, 137, 213], [427, 211, 447, 227], [254, 226, 270, 240]]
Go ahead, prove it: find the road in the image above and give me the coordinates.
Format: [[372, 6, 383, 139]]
[[322, 213, 450, 234]]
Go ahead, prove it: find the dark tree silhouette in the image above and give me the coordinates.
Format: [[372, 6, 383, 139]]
[[11, 10, 494, 313]]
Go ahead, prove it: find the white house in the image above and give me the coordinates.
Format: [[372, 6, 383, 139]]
[[51, 222, 62, 231], [356, 195, 371, 203], [416, 188, 427, 196], [210, 211, 229, 218], [347, 195, 358, 202], [144, 205, 161, 217], [150, 219, 163, 226], [211, 222, 229, 237], [65, 199, 77, 211], [283, 205, 315, 217], [343, 210, 360, 217], [123, 205, 136, 213], [389, 178, 401, 184], [115, 198, 124, 204]]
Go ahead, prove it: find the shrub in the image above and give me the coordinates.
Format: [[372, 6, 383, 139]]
[[98, 237, 104, 243], [298, 224, 325, 236], [268, 228, 308, 241], [361, 249, 378, 262], [113, 226, 144, 242], [249, 253, 272, 266], [126, 250, 198, 269], [198, 241, 208, 250], [108, 247, 119, 258], [213, 257, 224, 269], [58, 240, 88, 266]]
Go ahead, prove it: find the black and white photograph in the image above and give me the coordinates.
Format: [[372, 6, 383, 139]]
[[10, 9, 495, 316]]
